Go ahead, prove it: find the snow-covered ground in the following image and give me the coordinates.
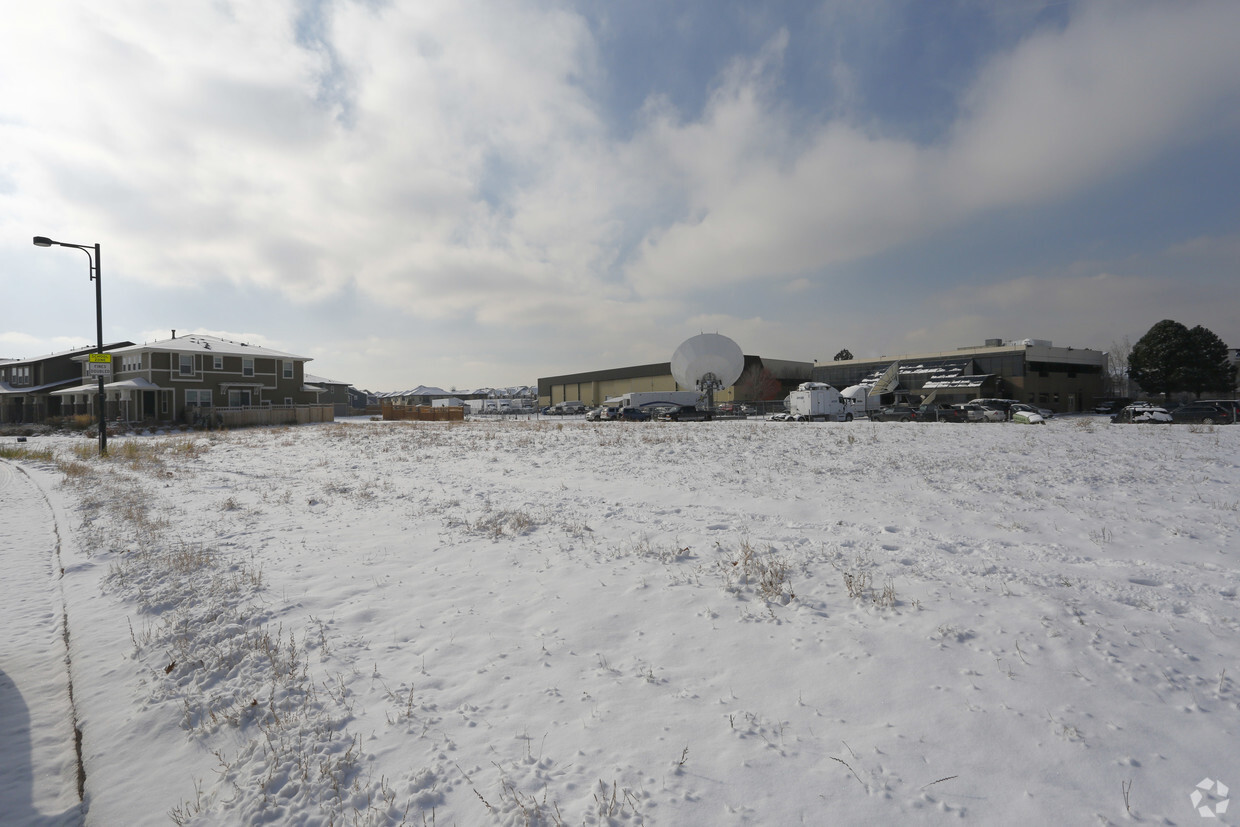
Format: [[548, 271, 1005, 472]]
[[2, 416, 1238, 825]]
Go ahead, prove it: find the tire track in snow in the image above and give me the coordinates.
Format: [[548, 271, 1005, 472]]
[[0, 458, 86, 821]]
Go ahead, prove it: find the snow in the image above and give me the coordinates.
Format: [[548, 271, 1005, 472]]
[[2, 416, 1238, 825]]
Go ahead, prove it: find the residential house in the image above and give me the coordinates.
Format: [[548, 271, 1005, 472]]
[[0, 342, 134, 424], [53, 333, 320, 423], [305, 373, 351, 417]]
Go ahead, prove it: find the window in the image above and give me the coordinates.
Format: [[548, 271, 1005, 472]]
[[229, 389, 252, 407], [179, 354, 194, 376], [282, 360, 293, 379], [213, 356, 223, 370], [242, 358, 254, 377], [122, 355, 142, 372], [186, 390, 212, 407], [284, 397, 293, 405]]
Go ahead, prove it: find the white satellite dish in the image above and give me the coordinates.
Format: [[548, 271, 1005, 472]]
[[671, 334, 744, 410]]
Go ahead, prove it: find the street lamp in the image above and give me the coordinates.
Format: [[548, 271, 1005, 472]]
[[33, 236, 108, 456]]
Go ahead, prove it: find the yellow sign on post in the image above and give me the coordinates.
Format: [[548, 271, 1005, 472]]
[[86, 352, 113, 378]]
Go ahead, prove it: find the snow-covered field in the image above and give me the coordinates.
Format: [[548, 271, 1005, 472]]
[[4, 416, 1239, 825]]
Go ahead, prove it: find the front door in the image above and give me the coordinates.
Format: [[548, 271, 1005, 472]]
[[143, 391, 156, 419]]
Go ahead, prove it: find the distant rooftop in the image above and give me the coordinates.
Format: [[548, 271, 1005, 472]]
[[96, 333, 310, 361]]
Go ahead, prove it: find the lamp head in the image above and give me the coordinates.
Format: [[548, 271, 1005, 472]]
[[33, 236, 54, 247]]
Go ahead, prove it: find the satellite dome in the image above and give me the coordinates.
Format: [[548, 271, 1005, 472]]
[[671, 334, 745, 390]]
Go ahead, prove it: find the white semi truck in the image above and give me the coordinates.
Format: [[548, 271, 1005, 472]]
[[787, 382, 855, 421], [840, 383, 884, 418]]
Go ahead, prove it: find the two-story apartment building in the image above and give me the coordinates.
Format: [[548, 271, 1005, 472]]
[[53, 333, 320, 423], [0, 342, 134, 424]]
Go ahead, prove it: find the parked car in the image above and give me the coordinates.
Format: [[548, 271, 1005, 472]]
[[658, 405, 712, 422], [1011, 409, 1045, 425], [1170, 401, 1236, 424], [1094, 398, 1132, 415], [954, 404, 1005, 422], [870, 405, 919, 422], [582, 406, 617, 421], [1010, 403, 1054, 419], [1111, 404, 1172, 424], [973, 398, 1021, 419], [1197, 399, 1240, 419], [768, 412, 792, 421], [918, 403, 969, 423], [616, 406, 651, 422]]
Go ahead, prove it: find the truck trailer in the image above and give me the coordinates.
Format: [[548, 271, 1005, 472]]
[[610, 391, 703, 410]]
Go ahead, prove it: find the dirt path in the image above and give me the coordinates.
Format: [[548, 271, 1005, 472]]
[[0, 459, 84, 827]]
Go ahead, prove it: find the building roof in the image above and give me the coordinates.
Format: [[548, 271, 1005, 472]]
[[1, 377, 85, 395], [827, 340, 1105, 368], [4, 342, 135, 365], [50, 377, 167, 395], [79, 334, 311, 362], [305, 373, 348, 386], [378, 385, 452, 398]]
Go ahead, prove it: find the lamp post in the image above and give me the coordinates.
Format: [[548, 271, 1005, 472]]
[[33, 236, 107, 456]]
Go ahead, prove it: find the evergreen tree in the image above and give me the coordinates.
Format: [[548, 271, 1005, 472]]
[[1184, 325, 1236, 397], [833, 348, 854, 361], [1128, 320, 1191, 400]]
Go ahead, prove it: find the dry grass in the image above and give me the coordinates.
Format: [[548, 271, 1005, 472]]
[[722, 536, 795, 604], [0, 444, 55, 461], [59, 433, 408, 826]]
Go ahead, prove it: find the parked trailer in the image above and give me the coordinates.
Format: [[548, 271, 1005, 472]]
[[612, 391, 703, 410], [787, 382, 854, 422]]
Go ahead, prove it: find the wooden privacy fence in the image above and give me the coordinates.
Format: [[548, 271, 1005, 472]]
[[381, 404, 465, 422], [213, 405, 335, 427]]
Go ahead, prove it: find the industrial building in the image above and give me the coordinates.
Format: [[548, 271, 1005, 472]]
[[811, 339, 1108, 413], [538, 355, 813, 409], [540, 338, 1108, 415]]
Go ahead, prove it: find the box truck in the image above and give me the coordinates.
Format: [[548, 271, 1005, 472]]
[[787, 382, 854, 422]]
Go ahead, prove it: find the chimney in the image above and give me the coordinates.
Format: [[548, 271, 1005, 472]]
[[172, 330, 176, 339]]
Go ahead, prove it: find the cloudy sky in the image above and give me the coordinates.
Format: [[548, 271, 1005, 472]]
[[2, 0, 1238, 391]]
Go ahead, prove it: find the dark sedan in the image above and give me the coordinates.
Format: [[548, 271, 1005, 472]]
[[918, 404, 968, 423], [870, 405, 918, 422], [657, 405, 713, 422], [617, 406, 651, 421], [1170, 402, 1236, 424]]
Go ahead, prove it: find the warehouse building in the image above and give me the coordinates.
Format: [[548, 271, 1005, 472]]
[[811, 339, 1107, 413], [539, 355, 813, 409]]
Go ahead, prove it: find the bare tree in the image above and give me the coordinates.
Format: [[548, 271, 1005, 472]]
[[1106, 337, 1132, 396], [733, 364, 782, 401]]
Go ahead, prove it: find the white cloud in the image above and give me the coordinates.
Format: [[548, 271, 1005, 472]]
[[4, 1, 1238, 388], [623, 1, 1240, 295]]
